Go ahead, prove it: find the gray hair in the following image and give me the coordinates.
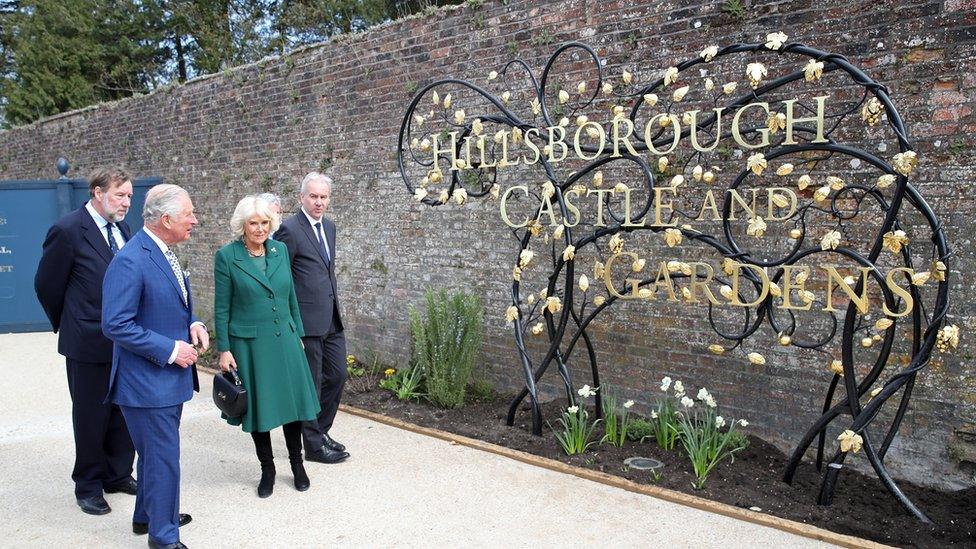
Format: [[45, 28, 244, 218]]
[[230, 195, 280, 238], [300, 172, 333, 195], [143, 184, 190, 224], [256, 192, 282, 208]]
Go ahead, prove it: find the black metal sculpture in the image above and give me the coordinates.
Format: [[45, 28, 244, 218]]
[[397, 37, 953, 522]]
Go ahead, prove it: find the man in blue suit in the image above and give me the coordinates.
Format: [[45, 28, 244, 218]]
[[102, 184, 208, 549], [35, 168, 137, 515]]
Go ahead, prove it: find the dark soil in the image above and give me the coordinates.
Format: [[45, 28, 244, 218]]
[[344, 387, 976, 548]]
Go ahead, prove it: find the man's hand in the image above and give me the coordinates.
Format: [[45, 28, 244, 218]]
[[174, 341, 198, 368], [218, 351, 237, 372], [190, 323, 210, 352]]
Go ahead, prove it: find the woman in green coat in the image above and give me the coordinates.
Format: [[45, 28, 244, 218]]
[[214, 195, 320, 498]]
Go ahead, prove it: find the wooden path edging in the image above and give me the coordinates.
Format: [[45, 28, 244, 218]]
[[339, 404, 889, 549]]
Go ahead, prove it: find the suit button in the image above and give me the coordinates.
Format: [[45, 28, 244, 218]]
[[274, 318, 279, 324], [268, 293, 273, 298], [275, 332, 281, 337], [272, 306, 277, 311]]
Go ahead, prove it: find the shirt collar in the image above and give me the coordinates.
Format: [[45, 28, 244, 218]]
[[143, 226, 170, 254], [301, 206, 322, 228], [85, 201, 111, 230]]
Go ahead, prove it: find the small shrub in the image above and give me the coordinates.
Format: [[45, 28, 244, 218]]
[[468, 378, 495, 401], [410, 289, 483, 408], [378, 363, 424, 401], [626, 417, 655, 442]]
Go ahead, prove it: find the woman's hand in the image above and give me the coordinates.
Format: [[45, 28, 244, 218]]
[[218, 351, 238, 372]]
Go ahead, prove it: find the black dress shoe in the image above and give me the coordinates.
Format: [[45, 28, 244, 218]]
[[133, 514, 192, 535], [322, 434, 346, 452], [147, 540, 187, 549], [77, 496, 111, 515], [305, 447, 349, 464], [104, 477, 138, 495], [291, 462, 310, 492]]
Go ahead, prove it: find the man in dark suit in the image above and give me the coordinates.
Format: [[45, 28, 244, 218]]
[[34, 167, 138, 516], [102, 183, 206, 549], [275, 172, 350, 464]]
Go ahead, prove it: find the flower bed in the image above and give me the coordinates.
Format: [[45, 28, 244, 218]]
[[343, 370, 974, 547]]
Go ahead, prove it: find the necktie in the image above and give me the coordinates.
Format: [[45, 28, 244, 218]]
[[105, 223, 119, 255], [164, 249, 188, 304], [315, 222, 332, 265]]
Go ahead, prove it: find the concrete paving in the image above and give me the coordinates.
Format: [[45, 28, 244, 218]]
[[0, 332, 835, 548]]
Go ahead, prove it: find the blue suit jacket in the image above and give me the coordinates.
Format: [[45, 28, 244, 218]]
[[102, 229, 200, 408]]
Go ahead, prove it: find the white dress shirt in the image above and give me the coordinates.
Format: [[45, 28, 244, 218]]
[[85, 201, 126, 251], [302, 207, 332, 260]]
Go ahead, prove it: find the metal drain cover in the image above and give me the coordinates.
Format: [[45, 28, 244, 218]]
[[624, 457, 663, 470]]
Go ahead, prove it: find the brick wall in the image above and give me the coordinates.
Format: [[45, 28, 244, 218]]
[[1, 0, 974, 489]]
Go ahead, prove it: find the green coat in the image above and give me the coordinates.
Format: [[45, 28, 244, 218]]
[[214, 239, 320, 432]]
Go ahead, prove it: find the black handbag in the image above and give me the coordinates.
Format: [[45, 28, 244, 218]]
[[213, 369, 248, 418]]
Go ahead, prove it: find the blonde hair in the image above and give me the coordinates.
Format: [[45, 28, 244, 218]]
[[230, 195, 280, 238]]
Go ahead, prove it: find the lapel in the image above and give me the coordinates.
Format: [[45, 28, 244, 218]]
[[265, 240, 284, 281], [297, 213, 331, 271], [80, 209, 115, 265], [140, 230, 189, 310], [232, 240, 273, 292]]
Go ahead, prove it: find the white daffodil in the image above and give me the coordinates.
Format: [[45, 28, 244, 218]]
[[660, 376, 672, 391]]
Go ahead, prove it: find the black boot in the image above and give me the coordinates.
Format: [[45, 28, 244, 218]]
[[251, 431, 276, 498], [284, 421, 309, 491], [257, 463, 275, 498]]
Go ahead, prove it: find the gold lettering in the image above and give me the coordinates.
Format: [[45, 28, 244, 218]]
[[823, 266, 871, 314], [883, 267, 915, 317], [547, 126, 569, 163], [587, 188, 615, 227], [499, 185, 531, 228], [780, 265, 813, 311], [522, 128, 541, 165], [573, 122, 606, 160], [611, 118, 641, 157], [645, 114, 680, 155], [696, 189, 721, 221], [688, 108, 724, 152], [652, 187, 678, 227], [731, 102, 771, 149], [730, 262, 770, 307], [604, 252, 640, 299], [689, 262, 722, 305], [783, 95, 828, 145]]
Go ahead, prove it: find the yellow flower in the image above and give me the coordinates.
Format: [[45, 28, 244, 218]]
[[892, 151, 918, 176], [768, 281, 782, 297], [775, 163, 794, 177], [771, 193, 790, 208], [837, 430, 863, 453], [804, 59, 824, 82], [431, 90, 440, 105], [541, 181, 556, 199], [746, 62, 767, 89], [519, 249, 534, 268], [875, 318, 894, 331], [490, 184, 500, 200], [501, 91, 511, 104], [663, 66, 679, 86], [622, 70, 633, 85], [882, 230, 909, 254], [438, 189, 449, 204], [384, 368, 396, 377], [511, 127, 523, 144], [801, 290, 816, 304], [746, 216, 767, 238], [778, 334, 792, 346], [608, 234, 625, 253], [658, 156, 669, 172], [443, 93, 452, 109], [933, 260, 947, 282], [586, 125, 602, 139], [577, 81, 586, 94], [861, 336, 874, 348], [420, 138, 431, 152], [827, 176, 845, 190], [602, 82, 614, 95], [545, 296, 562, 314], [723, 82, 737, 95], [539, 287, 548, 300], [562, 245, 576, 261], [578, 274, 589, 292], [861, 97, 884, 126], [719, 285, 733, 300], [820, 230, 842, 251], [471, 118, 483, 135], [877, 174, 896, 188], [722, 258, 735, 275], [814, 186, 831, 202], [767, 112, 786, 134], [593, 295, 606, 307], [830, 359, 844, 377], [765, 31, 788, 50], [505, 305, 519, 324], [747, 352, 766, 365], [638, 287, 653, 299], [526, 293, 535, 305], [702, 170, 715, 183], [692, 165, 704, 181], [747, 153, 767, 175], [453, 109, 465, 125], [797, 174, 811, 190], [704, 78, 714, 91], [611, 105, 625, 120], [788, 228, 802, 239], [613, 182, 629, 194], [700, 45, 719, 62], [552, 224, 565, 241], [530, 98, 541, 115], [575, 115, 588, 127], [911, 271, 931, 286], [632, 258, 646, 272], [452, 188, 467, 205], [708, 344, 725, 355], [592, 170, 604, 187], [346, 354, 356, 364], [527, 219, 543, 237], [672, 85, 690, 102], [937, 324, 960, 352], [531, 322, 544, 335], [558, 89, 570, 104], [664, 228, 683, 247], [643, 93, 658, 106]]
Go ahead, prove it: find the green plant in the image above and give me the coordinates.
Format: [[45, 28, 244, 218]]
[[378, 362, 424, 401], [468, 378, 495, 401], [675, 387, 748, 489], [552, 405, 601, 455], [345, 353, 385, 395], [651, 398, 680, 450], [409, 289, 484, 408], [600, 388, 635, 447], [506, 41, 519, 57], [721, 0, 746, 20], [626, 418, 655, 442], [948, 138, 967, 159], [649, 468, 663, 483]]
